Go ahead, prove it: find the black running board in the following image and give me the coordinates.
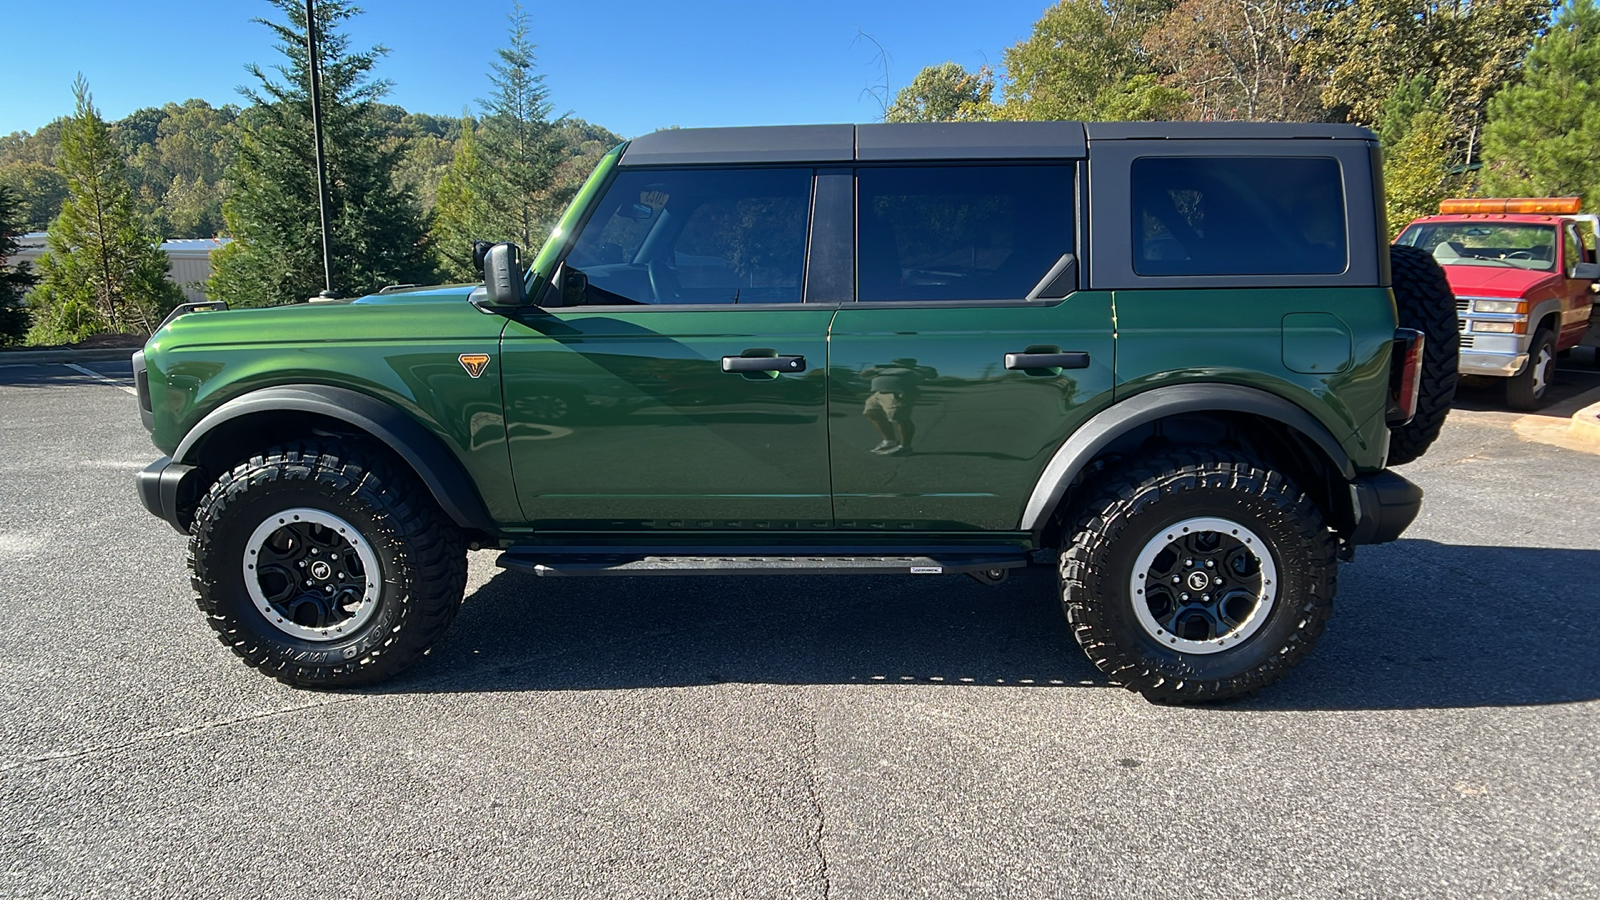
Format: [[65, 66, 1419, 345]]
[[496, 545, 1030, 579]]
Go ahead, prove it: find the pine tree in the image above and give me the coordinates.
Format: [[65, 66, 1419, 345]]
[[209, 0, 436, 307], [429, 116, 496, 281], [1482, 0, 1600, 201], [479, 2, 567, 251], [0, 185, 37, 346], [26, 77, 181, 344]]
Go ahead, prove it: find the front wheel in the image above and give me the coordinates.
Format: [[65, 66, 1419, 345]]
[[1505, 328, 1556, 411], [188, 441, 467, 687], [1058, 449, 1337, 703]]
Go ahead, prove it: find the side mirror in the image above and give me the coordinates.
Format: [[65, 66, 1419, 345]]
[[1570, 261, 1600, 280], [483, 242, 526, 306]]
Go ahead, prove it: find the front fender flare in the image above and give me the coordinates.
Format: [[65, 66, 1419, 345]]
[[174, 384, 496, 534], [1019, 384, 1357, 531]]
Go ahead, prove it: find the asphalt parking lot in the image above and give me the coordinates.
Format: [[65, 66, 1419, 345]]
[[2, 356, 1597, 899]]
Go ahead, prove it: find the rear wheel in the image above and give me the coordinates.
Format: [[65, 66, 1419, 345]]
[[1058, 448, 1336, 703], [1506, 328, 1556, 411], [1387, 244, 1459, 465], [188, 441, 467, 687]]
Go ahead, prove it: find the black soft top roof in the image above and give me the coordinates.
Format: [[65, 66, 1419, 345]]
[[618, 121, 1376, 167]]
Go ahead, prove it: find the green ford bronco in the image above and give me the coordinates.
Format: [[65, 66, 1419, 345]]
[[134, 121, 1458, 702]]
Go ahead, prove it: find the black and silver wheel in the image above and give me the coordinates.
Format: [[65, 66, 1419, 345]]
[[1059, 448, 1336, 703], [1129, 517, 1278, 655], [189, 441, 467, 687], [242, 508, 381, 642], [1506, 328, 1556, 411]]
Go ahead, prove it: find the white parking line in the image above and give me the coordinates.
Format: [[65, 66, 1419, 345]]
[[63, 363, 139, 397]]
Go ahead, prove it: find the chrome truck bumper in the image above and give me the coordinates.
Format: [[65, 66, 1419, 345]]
[[1456, 329, 1529, 377], [1459, 350, 1529, 377]]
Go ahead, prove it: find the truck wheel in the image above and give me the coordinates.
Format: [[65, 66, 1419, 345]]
[[188, 441, 467, 687], [1058, 448, 1336, 703], [1505, 328, 1556, 411], [1387, 244, 1459, 465]]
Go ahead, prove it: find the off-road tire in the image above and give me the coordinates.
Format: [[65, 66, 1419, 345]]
[[1058, 448, 1337, 704], [188, 441, 467, 687], [1505, 327, 1556, 411], [1387, 244, 1459, 465]]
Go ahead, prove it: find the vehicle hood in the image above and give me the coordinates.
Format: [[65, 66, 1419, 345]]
[[347, 284, 479, 304], [146, 283, 489, 349], [1439, 265, 1558, 297]]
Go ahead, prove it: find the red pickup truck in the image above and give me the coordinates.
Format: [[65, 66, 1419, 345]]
[[1395, 198, 1600, 409]]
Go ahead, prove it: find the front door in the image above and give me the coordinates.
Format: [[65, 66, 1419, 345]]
[[502, 165, 836, 531], [827, 163, 1115, 532]]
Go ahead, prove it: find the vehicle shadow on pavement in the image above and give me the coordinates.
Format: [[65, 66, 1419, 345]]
[[389, 565, 1112, 694], [382, 538, 1599, 710], [1238, 539, 1600, 711], [1452, 358, 1600, 414]]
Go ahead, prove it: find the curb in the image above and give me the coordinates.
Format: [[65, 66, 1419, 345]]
[[1571, 400, 1600, 447], [0, 348, 139, 365]]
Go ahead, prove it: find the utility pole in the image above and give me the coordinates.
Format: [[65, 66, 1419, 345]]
[[305, 0, 336, 299]]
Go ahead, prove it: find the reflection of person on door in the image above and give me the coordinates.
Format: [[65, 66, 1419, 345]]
[[862, 358, 936, 455]]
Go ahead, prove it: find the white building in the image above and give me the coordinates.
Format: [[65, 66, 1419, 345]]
[[11, 232, 230, 303]]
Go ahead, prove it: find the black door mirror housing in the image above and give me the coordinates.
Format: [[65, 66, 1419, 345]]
[[1570, 261, 1600, 280], [483, 242, 526, 306]]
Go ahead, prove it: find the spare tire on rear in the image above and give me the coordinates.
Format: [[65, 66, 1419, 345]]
[[1387, 244, 1459, 465]]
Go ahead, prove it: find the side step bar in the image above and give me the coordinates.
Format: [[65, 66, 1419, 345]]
[[496, 546, 1030, 580]]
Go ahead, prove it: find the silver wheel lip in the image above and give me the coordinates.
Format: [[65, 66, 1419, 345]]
[[1532, 343, 1553, 396], [1130, 515, 1278, 656], [243, 507, 381, 643]]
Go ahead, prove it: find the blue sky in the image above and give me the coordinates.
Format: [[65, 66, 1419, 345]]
[[1, 0, 1053, 138]]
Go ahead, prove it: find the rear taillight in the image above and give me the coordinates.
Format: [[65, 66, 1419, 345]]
[[1387, 328, 1425, 427]]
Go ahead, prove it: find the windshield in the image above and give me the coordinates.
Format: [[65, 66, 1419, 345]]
[[1395, 222, 1557, 271]]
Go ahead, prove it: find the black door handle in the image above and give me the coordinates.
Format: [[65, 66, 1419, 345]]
[[1004, 351, 1090, 370], [722, 355, 806, 373]]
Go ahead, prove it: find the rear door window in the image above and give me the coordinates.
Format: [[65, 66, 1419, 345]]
[[1131, 157, 1347, 276], [856, 165, 1075, 301]]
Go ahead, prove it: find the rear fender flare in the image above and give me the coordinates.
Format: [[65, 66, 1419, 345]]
[[1020, 384, 1356, 531]]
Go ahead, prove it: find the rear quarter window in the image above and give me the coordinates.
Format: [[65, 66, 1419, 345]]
[[1132, 157, 1347, 276]]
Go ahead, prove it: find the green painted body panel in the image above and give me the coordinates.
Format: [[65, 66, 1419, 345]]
[[141, 290, 521, 523], [827, 295, 1116, 531], [500, 305, 837, 529], [1112, 287, 1396, 471]]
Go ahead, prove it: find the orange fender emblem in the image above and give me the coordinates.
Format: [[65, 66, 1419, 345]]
[[458, 353, 491, 378]]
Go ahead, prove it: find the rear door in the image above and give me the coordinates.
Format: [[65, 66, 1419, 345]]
[[826, 163, 1115, 532], [500, 165, 837, 530]]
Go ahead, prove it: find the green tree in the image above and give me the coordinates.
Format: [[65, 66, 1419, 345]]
[[0, 161, 67, 231], [27, 78, 181, 343], [209, 0, 435, 306], [429, 117, 496, 281], [1298, 0, 1552, 147], [478, 1, 567, 250], [1482, 0, 1600, 201], [116, 100, 239, 238], [1384, 109, 1457, 231], [0, 185, 37, 346], [886, 63, 997, 122], [998, 0, 1179, 121]]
